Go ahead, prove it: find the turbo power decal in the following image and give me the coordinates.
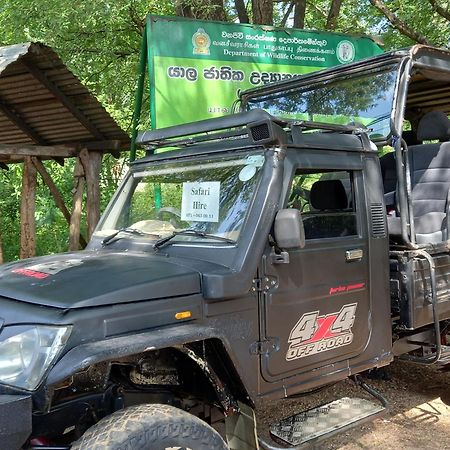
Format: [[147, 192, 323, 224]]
[[286, 303, 357, 361]]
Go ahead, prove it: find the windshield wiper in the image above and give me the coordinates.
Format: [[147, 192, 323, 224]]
[[102, 227, 151, 246], [153, 229, 235, 250]]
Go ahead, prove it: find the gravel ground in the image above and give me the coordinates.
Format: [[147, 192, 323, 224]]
[[256, 360, 450, 449]]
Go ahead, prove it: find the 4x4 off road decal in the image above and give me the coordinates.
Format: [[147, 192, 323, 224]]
[[286, 303, 357, 361]]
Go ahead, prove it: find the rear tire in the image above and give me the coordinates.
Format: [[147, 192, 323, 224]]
[[71, 403, 228, 450]]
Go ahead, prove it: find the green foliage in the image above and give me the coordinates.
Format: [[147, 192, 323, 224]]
[[35, 161, 73, 256], [0, 0, 175, 130], [0, 1, 448, 260], [0, 1, 176, 260], [0, 165, 22, 261], [0, 156, 129, 261]]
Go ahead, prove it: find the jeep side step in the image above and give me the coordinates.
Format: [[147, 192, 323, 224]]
[[436, 345, 450, 367], [259, 378, 387, 449]]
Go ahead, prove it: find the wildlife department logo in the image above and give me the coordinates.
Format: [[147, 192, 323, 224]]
[[192, 28, 211, 55], [336, 40, 355, 63]]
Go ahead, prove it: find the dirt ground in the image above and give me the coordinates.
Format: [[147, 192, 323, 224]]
[[256, 360, 450, 449]]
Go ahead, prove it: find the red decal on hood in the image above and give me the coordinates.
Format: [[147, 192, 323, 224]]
[[12, 268, 50, 279]]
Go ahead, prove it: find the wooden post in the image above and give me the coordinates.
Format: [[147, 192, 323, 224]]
[[31, 157, 87, 248], [20, 156, 37, 259], [79, 149, 102, 240], [69, 159, 85, 251]]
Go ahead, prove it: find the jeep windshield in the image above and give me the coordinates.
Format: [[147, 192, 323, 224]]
[[244, 67, 399, 141], [94, 153, 264, 246]]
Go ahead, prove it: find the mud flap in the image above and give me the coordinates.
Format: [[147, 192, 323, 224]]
[[225, 401, 259, 450]]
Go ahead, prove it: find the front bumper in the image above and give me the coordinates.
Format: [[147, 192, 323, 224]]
[[0, 395, 32, 450]]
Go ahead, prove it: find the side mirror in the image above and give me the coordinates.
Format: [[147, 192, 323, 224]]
[[274, 209, 305, 249]]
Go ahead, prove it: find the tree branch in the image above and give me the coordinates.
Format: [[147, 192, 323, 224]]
[[175, 1, 194, 18], [369, 0, 431, 44], [306, 1, 327, 19], [175, 0, 228, 21], [326, 0, 343, 30], [128, 2, 145, 34], [234, 0, 250, 23], [428, 0, 450, 21], [206, 0, 228, 21], [281, 1, 295, 27]]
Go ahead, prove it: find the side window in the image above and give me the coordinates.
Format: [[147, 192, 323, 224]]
[[288, 170, 358, 240]]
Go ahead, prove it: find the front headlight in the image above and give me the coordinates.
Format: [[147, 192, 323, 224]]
[[0, 325, 71, 390]]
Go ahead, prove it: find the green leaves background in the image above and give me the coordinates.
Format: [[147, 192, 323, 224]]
[[0, 0, 448, 260]]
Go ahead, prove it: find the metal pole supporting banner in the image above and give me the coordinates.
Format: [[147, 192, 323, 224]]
[[130, 25, 148, 162]]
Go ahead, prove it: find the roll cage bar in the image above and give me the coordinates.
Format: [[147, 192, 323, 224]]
[[238, 45, 450, 251]]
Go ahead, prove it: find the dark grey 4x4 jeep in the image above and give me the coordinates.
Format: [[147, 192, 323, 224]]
[[1, 45, 450, 450]]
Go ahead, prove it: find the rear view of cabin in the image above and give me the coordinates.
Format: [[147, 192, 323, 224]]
[[239, 45, 450, 363]]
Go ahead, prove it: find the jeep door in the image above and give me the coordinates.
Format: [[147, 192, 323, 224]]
[[260, 152, 372, 381]]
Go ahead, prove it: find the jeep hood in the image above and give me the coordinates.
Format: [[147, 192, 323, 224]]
[[0, 251, 201, 309]]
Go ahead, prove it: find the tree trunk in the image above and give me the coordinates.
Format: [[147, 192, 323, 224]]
[[252, 0, 273, 25], [20, 156, 37, 259], [369, 0, 430, 44], [326, 0, 343, 30], [293, 0, 307, 28], [234, 0, 250, 23]]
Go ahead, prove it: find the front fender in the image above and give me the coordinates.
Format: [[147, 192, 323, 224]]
[[47, 323, 225, 386]]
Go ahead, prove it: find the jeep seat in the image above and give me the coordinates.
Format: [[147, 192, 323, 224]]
[[380, 151, 396, 206], [303, 180, 356, 239], [310, 179, 348, 211], [388, 111, 450, 244]]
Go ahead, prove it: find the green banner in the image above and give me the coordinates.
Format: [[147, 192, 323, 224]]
[[147, 15, 383, 129]]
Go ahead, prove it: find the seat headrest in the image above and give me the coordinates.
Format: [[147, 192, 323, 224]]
[[310, 180, 348, 210], [402, 130, 421, 146], [417, 111, 450, 141]]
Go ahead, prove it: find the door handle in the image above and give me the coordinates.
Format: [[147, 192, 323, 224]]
[[346, 249, 363, 262]]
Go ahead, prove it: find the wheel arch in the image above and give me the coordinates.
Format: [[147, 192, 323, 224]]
[[46, 324, 250, 412]]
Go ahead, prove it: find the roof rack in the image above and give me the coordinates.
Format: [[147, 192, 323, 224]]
[[136, 109, 284, 148], [290, 120, 368, 134], [136, 109, 368, 151]]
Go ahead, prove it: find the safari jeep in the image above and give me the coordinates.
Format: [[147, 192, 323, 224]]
[[1, 45, 450, 450]]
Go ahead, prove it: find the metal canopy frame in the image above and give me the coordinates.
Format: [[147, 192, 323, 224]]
[[238, 45, 450, 108], [237, 45, 450, 250]]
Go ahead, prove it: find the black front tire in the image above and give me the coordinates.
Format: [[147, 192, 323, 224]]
[[71, 403, 228, 450]]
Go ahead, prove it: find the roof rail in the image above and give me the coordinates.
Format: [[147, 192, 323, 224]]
[[290, 120, 368, 134], [136, 109, 285, 148], [136, 109, 368, 151]]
